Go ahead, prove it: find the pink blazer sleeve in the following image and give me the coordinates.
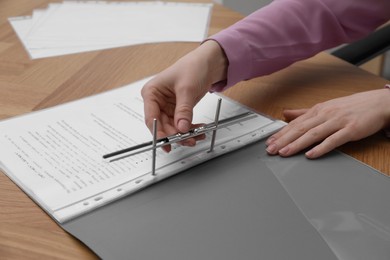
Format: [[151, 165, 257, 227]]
[[209, 0, 390, 91]]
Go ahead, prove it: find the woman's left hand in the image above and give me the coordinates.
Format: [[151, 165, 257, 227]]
[[266, 88, 390, 158]]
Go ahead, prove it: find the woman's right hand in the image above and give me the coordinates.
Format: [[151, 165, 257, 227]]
[[141, 40, 228, 152]]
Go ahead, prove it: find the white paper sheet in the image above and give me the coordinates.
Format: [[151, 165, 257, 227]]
[[9, 1, 212, 59]]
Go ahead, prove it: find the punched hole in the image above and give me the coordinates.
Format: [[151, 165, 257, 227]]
[[94, 196, 103, 201]]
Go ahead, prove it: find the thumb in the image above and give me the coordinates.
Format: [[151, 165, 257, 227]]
[[174, 95, 196, 133]]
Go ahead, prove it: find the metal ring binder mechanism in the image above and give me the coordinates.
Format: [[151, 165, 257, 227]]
[[102, 98, 256, 175]]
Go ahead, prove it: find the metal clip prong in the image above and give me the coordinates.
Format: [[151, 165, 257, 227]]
[[208, 98, 222, 153], [151, 118, 157, 176]]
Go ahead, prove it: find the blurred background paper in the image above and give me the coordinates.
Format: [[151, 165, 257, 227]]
[[9, 1, 212, 59]]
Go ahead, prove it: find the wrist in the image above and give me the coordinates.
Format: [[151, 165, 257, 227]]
[[199, 40, 228, 85]]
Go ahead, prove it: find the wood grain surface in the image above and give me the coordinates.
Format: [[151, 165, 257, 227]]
[[0, 1, 389, 259]]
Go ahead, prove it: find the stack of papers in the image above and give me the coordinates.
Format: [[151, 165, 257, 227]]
[[9, 1, 212, 59]]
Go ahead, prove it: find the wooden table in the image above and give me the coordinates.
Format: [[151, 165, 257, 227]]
[[0, 1, 389, 259]]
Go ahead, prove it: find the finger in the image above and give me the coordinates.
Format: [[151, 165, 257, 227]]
[[283, 108, 308, 121], [159, 113, 179, 153], [267, 109, 316, 145], [277, 121, 341, 157], [178, 123, 207, 146], [174, 86, 201, 133], [162, 120, 208, 150], [266, 115, 325, 154], [305, 128, 352, 159], [144, 101, 162, 131], [142, 83, 164, 132]]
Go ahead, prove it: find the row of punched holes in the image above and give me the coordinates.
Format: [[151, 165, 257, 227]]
[[83, 130, 264, 206]]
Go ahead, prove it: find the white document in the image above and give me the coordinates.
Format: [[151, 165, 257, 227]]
[[0, 78, 285, 223], [9, 1, 212, 59]]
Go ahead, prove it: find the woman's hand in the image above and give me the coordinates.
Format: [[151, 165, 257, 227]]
[[266, 89, 390, 158], [141, 40, 228, 152]]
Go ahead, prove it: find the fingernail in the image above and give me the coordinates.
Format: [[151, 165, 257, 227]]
[[305, 149, 315, 158], [266, 144, 277, 154], [278, 146, 290, 156], [178, 119, 190, 132]]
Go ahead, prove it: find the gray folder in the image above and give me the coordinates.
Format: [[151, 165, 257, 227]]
[[62, 140, 390, 260]]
